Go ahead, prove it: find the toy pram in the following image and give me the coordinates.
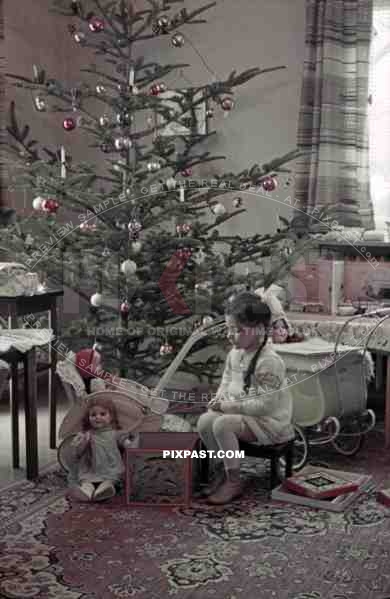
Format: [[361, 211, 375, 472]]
[[274, 309, 387, 471]]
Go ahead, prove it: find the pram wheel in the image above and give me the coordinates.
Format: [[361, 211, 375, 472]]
[[279, 425, 308, 473], [330, 420, 364, 456]]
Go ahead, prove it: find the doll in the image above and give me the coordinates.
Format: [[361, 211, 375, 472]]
[[62, 392, 143, 502]]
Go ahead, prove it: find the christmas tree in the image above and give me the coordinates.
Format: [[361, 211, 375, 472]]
[[1, 0, 312, 384]]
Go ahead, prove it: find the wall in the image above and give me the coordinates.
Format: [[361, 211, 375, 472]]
[[3, 0, 306, 320]]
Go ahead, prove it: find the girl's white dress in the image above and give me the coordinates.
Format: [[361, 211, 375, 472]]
[[216, 343, 294, 445]]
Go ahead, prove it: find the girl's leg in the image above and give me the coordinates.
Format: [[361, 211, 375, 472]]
[[197, 411, 227, 495], [208, 415, 257, 505]]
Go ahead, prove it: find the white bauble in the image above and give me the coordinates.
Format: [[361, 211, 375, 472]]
[[131, 241, 143, 254], [90, 292, 103, 307], [212, 203, 226, 216], [32, 196, 45, 210], [166, 177, 177, 190], [120, 259, 137, 276]]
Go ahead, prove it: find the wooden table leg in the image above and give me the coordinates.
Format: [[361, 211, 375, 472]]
[[10, 362, 19, 469], [24, 349, 39, 480], [49, 304, 57, 449], [385, 356, 390, 449]]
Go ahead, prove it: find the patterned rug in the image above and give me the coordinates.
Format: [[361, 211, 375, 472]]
[[1, 432, 390, 599]]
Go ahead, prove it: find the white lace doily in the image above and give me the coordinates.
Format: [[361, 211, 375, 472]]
[[0, 329, 53, 354]]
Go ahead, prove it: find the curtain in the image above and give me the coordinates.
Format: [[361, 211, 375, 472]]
[[295, 0, 375, 231]]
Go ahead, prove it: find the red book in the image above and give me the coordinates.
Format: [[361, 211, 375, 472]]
[[283, 467, 360, 499]]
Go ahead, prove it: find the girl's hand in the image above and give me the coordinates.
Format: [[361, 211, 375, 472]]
[[71, 432, 91, 446], [209, 400, 222, 412]]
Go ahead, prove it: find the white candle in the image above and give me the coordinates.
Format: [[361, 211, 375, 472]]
[[179, 186, 185, 202], [129, 66, 135, 87], [276, 210, 280, 230], [61, 146, 66, 179]]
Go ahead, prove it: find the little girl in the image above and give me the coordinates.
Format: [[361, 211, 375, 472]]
[[67, 396, 139, 502], [197, 291, 294, 505]]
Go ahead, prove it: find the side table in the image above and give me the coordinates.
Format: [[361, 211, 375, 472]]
[[0, 289, 63, 449], [125, 432, 200, 507], [0, 347, 38, 480]]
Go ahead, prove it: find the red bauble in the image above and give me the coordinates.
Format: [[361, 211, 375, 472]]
[[262, 176, 277, 192], [89, 16, 105, 32], [221, 97, 234, 111], [120, 300, 130, 315], [75, 348, 102, 380], [42, 198, 60, 214], [63, 117, 76, 131], [181, 167, 192, 177]]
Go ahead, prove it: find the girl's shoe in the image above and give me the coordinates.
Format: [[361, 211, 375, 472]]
[[207, 480, 243, 505], [201, 469, 226, 497], [69, 482, 95, 502], [93, 481, 116, 502]]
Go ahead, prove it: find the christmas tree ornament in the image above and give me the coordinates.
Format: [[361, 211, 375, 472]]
[[153, 16, 169, 35], [120, 259, 137, 276], [96, 84, 106, 95], [114, 136, 132, 151], [206, 107, 214, 118], [32, 196, 45, 211], [113, 158, 126, 172], [88, 16, 105, 32], [233, 197, 243, 208], [128, 219, 142, 239], [42, 198, 60, 214], [182, 223, 192, 234], [34, 96, 46, 112], [90, 292, 103, 307], [171, 33, 185, 47], [79, 221, 97, 231], [166, 177, 177, 190], [63, 117, 76, 131], [99, 114, 109, 127], [92, 342, 103, 353], [75, 347, 102, 381], [120, 299, 130, 314], [147, 161, 161, 172], [116, 111, 132, 125], [262, 176, 277, 192], [202, 315, 214, 326], [177, 247, 192, 260], [73, 31, 86, 44], [221, 97, 234, 111], [160, 342, 173, 355], [212, 202, 226, 216], [102, 246, 110, 257], [181, 167, 192, 177], [131, 241, 142, 253], [129, 85, 139, 95]]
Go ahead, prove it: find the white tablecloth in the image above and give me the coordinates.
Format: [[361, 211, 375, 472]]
[[0, 329, 53, 354], [288, 314, 390, 353]]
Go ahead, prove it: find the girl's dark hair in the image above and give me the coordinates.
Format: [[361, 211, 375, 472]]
[[226, 292, 272, 393], [81, 397, 120, 431]]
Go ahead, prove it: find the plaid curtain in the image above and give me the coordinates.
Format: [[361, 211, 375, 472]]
[[295, 0, 375, 230]]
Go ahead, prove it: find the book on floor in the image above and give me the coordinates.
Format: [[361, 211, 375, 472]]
[[376, 487, 390, 507], [272, 473, 373, 513], [282, 465, 365, 499]]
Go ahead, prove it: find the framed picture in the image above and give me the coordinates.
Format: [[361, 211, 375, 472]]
[[157, 89, 208, 137]]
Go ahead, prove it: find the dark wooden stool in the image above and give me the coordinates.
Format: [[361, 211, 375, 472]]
[[199, 439, 294, 491]]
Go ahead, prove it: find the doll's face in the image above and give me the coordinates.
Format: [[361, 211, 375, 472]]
[[226, 315, 266, 351], [88, 405, 112, 429]]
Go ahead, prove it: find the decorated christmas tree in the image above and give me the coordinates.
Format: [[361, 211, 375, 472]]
[[1, 0, 312, 384]]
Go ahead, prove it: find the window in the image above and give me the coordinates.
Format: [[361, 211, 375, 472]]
[[369, 1, 390, 232]]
